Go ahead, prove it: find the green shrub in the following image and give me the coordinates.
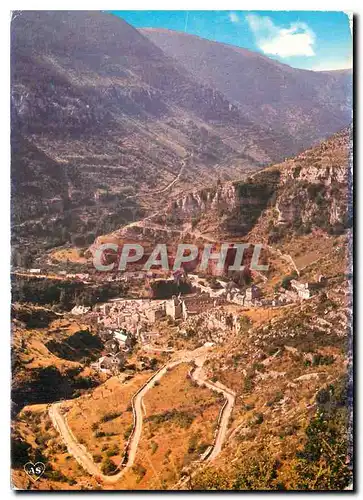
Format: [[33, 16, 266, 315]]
[[312, 354, 335, 366], [188, 434, 199, 454], [266, 391, 283, 407], [123, 424, 133, 440], [100, 411, 122, 423], [101, 457, 118, 475], [132, 463, 147, 483], [239, 315, 252, 332], [45, 469, 68, 482], [150, 441, 158, 455], [251, 412, 264, 426], [94, 431, 106, 438], [293, 377, 352, 490], [146, 410, 195, 429], [106, 444, 120, 457]]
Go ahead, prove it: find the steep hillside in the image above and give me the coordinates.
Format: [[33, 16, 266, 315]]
[[10, 12, 353, 492], [11, 314, 105, 413], [141, 28, 352, 150], [89, 127, 351, 284], [11, 10, 295, 252], [11, 132, 68, 224], [160, 127, 352, 243], [189, 290, 352, 490], [12, 11, 352, 255]]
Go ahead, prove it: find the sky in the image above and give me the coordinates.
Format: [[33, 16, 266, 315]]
[[109, 11, 352, 71]]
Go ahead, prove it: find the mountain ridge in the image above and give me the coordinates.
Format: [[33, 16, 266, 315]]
[[140, 27, 352, 149], [11, 11, 352, 256]]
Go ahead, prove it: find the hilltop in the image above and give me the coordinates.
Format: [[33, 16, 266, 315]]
[[141, 28, 352, 150], [12, 11, 351, 257]]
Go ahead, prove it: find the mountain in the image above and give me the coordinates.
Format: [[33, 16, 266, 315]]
[[11, 11, 294, 249], [11, 11, 352, 254], [141, 28, 352, 149], [162, 126, 352, 243], [90, 126, 352, 286], [12, 127, 352, 491]]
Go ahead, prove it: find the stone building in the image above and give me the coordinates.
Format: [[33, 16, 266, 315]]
[[114, 330, 134, 351], [93, 353, 125, 374], [245, 285, 261, 302], [165, 296, 188, 321], [145, 307, 166, 323], [291, 280, 311, 299], [104, 339, 119, 355], [71, 305, 90, 315]]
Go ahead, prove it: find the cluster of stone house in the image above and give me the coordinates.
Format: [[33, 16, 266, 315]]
[[272, 277, 326, 305], [94, 295, 191, 335], [179, 308, 241, 344], [189, 274, 263, 307], [92, 352, 125, 374], [226, 284, 261, 306], [139, 331, 161, 344], [98, 327, 134, 350], [290, 280, 312, 299], [91, 327, 134, 374], [102, 271, 163, 283], [191, 275, 325, 309]]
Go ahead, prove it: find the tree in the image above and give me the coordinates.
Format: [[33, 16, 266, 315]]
[[59, 289, 69, 309], [101, 457, 118, 475], [293, 378, 352, 490], [281, 271, 298, 290]]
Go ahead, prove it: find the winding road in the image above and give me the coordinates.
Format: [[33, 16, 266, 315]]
[[123, 153, 190, 202], [48, 346, 235, 484], [148, 154, 190, 195], [190, 356, 236, 461]]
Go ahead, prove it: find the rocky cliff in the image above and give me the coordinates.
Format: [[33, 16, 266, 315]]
[[11, 11, 352, 255], [163, 127, 351, 242]]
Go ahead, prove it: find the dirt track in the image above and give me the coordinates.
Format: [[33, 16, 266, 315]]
[[190, 356, 236, 461], [48, 346, 235, 485]]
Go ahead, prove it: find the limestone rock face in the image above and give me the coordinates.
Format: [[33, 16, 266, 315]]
[[172, 182, 239, 218], [166, 127, 351, 240], [11, 11, 352, 251]]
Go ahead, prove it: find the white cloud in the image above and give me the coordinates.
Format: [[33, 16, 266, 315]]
[[246, 13, 316, 58], [229, 12, 240, 24]]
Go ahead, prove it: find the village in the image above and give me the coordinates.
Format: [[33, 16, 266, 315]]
[[15, 238, 330, 380], [66, 268, 328, 377]]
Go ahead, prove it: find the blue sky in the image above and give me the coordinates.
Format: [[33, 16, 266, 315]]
[[109, 11, 352, 71]]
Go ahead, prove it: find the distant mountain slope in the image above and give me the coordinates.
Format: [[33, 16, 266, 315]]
[[11, 10, 299, 247], [92, 127, 351, 262], [11, 132, 68, 223], [11, 11, 352, 253], [11, 10, 293, 164], [140, 28, 352, 150], [161, 127, 352, 243]]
